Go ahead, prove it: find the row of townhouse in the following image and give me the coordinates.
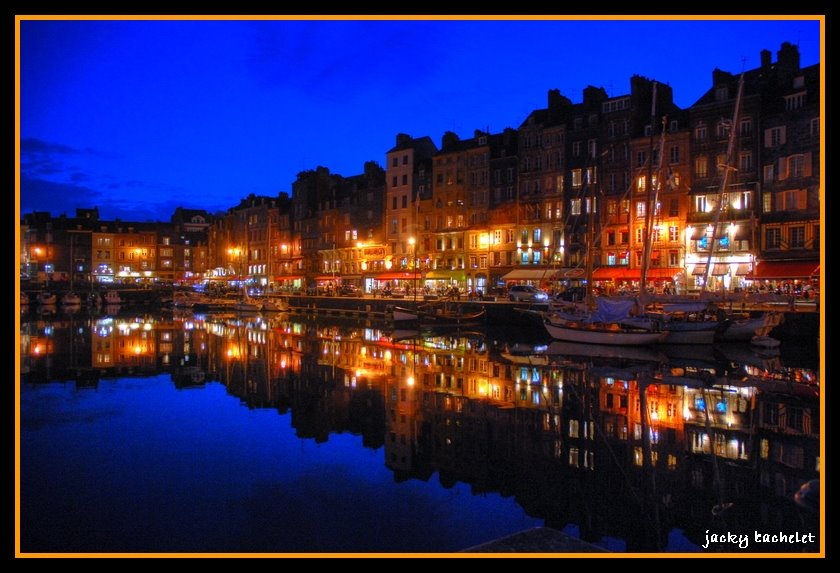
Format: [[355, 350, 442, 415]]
[[22, 207, 213, 284], [23, 42, 819, 294]]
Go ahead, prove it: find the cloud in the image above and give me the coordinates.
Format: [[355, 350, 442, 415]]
[[19, 175, 104, 216], [20, 137, 85, 155]]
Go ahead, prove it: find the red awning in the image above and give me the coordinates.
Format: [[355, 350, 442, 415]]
[[274, 275, 303, 281], [375, 271, 415, 281], [645, 268, 681, 280], [314, 275, 339, 282], [746, 261, 820, 280], [592, 267, 679, 281], [592, 267, 628, 280]]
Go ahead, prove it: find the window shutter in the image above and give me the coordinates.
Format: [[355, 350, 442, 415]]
[[780, 126, 787, 145], [777, 157, 789, 180], [803, 409, 812, 434], [764, 128, 772, 147], [797, 190, 807, 210], [803, 152, 813, 177]]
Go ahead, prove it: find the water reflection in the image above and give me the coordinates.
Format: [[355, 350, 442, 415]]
[[20, 311, 820, 553]]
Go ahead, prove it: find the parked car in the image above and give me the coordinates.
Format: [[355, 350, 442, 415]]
[[555, 286, 587, 302], [508, 285, 549, 302], [338, 284, 360, 296]]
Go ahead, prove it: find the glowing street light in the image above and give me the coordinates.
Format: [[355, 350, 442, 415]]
[[408, 237, 417, 303]]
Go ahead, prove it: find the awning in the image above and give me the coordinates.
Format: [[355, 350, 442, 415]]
[[314, 275, 338, 282], [375, 271, 416, 281], [426, 269, 466, 281], [690, 263, 729, 276], [592, 267, 628, 280], [274, 275, 303, 281], [735, 263, 751, 276], [745, 260, 820, 280], [644, 268, 681, 280], [501, 269, 559, 281], [559, 267, 586, 279], [712, 263, 729, 276], [592, 267, 679, 281], [690, 227, 705, 240]]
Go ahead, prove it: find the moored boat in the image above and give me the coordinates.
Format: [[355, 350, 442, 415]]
[[543, 314, 668, 346], [61, 292, 82, 306], [37, 292, 57, 306], [232, 298, 261, 312], [260, 297, 289, 312], [389, 306, 419, 322], [415, 303, 485, 328]]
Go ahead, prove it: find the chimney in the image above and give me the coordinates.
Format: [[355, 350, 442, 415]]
[[548, 89, 561, 109], [582, 85, 607, 106], [761, 49, 772, 69], [441, 131, 460, 149], [777, 41, 800, 77], [712, 68, 725, 85], [396, 133, 411, 147]]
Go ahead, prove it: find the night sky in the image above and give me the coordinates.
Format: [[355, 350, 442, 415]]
[[18, 18, 821, 222]]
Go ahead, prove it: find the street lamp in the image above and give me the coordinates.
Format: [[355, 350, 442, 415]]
[[408, 237, 417, 303], [228, 247, 244, 289]]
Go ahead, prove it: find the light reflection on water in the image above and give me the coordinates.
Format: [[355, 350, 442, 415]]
[[19, 311, 819, 553]]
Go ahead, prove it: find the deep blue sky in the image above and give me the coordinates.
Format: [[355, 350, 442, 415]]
[[18, 18, 821, 221]]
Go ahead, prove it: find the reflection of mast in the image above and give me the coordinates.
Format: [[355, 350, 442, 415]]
[[638, 374, 662, 550], [702, 73, 745, 293]]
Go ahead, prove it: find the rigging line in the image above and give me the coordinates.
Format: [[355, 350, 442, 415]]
[[702, 72, 745, 293]]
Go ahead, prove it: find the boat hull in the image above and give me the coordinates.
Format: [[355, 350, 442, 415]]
[[390, 307, 419, 321], [544, 318, 667, 346]]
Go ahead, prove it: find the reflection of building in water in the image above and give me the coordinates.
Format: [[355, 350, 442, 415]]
[[22, 315, 819, 551]]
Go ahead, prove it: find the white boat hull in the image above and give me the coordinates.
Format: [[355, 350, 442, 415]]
[[717, 313, 781, 342], [620, 316, 717, 345], [391, 308, 419, 321], [544, 318, 667, 346], [260, 300, 289, 312]]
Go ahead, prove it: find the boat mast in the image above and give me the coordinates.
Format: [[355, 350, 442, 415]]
[[267, 202, 272, 291], [702, 72, 745, 293], [584, 166, 596, 308], [642, 115, 669, 300], [640, 82, 657, 295]]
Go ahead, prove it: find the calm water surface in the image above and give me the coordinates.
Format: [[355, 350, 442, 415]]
[[20, 311, 819, 553]]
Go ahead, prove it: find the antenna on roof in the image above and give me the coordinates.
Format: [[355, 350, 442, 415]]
[[740, 57, 747, 72]]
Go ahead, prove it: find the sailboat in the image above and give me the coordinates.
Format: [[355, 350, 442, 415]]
[[687, 72, 780, 346], [543, 158, 667, 346], [621, 113, 721, 344]]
